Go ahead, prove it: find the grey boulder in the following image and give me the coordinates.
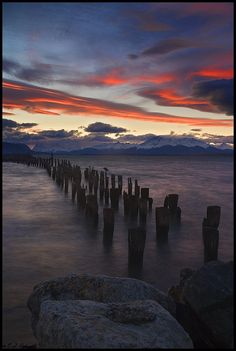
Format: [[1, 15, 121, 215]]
[[35, 299, 193, 349]]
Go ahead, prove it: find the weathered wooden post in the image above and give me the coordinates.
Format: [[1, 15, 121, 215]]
[[85, 194, 98, 225], [128, 177, 132, 196], [111, 174, 115, 189], [202, 224, 219, 262], [141, 188, 149, 199], [99, 171, 105, 200], [164, 194, 181, 223], [134, 180, 140, 198], [77, 187, 86, 209], [168, 194, 178, 212], [110, 188, 120, 209], [202, 206, 221, 262], [104, 188, 109, 205], [148, 197, 153, 211], [128, 227, 146, 269], [118, 175, 123, 195], [71, 181, 77, 202], [206, 206, 221, 228], [105, 176, 109, 189], [164, 195, 169, 208], [94, 172, 98, 196], [64, 173, 69, 193], [139, 198, 148, 225], [155, 207, 169, 239], [129, 195, 139, 219], [103, 208, 115, 236], [123, 191, 129, 216], [52, 166, 56, 181]]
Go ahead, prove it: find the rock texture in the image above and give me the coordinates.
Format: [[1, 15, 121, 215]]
[[169, 261, 234, 349], [27, 274, 193, 349], [35, 299, 193, 349], [28, 274, 175, 329]]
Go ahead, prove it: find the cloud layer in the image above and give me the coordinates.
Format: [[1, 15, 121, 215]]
[[3, 80, 232, 127]]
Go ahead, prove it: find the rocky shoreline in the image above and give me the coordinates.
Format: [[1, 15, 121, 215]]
[[3, 260, 233, 349]]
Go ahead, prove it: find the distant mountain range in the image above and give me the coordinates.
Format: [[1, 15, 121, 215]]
[[3, 137, 233, 156], [51, 145, 233, 155]]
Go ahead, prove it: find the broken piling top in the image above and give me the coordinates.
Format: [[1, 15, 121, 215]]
[[206, 206, 221, 228], [167, 194, 179, 211], [141, 188, 149, 199]]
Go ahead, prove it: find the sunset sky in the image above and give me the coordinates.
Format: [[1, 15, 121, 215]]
[[2, 2, 234, 149]]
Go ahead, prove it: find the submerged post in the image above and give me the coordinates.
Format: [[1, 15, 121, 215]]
[[103, 207, 115, 239], [128, 227, 146, 269], [155, 207, 169, 239], [202, 206, 221, 262], [139, 198, 148, 226]]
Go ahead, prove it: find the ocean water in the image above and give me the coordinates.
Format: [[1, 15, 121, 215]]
[[2, 155, 233, 344]]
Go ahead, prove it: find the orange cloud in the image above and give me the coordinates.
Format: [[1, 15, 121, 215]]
[[79, 69, 177, 87], [2, 79, 232, 127], [190, 68, 233, 79]]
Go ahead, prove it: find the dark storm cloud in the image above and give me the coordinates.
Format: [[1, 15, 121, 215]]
[[38, 129, 77, 138], [129, 38, 195, 59], [2, 118, 38, 129], [192, 79, 233, 116], [3, 58, 53, 84], [142, 38, 193, 56], [2, 119, 18, 128], [128, 54, 139, 60], [85, 122, 127, 134]]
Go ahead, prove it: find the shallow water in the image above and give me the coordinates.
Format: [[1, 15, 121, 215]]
[[2, 155, 233, 344]]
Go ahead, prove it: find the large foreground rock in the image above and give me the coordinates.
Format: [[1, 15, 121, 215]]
[[35, 299, 192, 348], [28, 274, 193, 349], [28, 273, 175, 329], [169, 261, 233, 348]]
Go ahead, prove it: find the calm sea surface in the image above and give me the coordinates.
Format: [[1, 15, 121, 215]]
[[3, 155, 233, 344]]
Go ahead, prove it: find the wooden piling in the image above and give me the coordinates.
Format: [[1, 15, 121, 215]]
[[111, 174, 115, 189], [104, 188, 109, 205], [128, 177, 132, 196], [64, 173, 69, 193], [118, 175, 123, 195], [168, 194, 178, 212], [85, 194, 98, 224], [103, 208, 115, 236], [129, 195, 139, 219], [134, 180, 140, 198], [141, 188, 149, 199], [128, 227, 146, 268], [206, 206, 221, 228], [71, 181, 77, 202], [139, 198, 148, 225], [110, 188, 120, 209], [202, 223, 219, 262], [123, 191, 129, 216], [148, 197, 153, 211], [155, 207, 169, 238]]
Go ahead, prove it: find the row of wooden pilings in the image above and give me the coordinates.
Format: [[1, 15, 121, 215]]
[[12, 155, 220, 268]]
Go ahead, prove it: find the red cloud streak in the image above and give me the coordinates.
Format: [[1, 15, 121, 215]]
[[190, 68, 233, 79], [2, 79, 233, 127]]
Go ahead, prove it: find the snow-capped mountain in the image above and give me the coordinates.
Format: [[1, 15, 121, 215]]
[[31, 135, 233, 153], [138, 136, 209, 149]]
